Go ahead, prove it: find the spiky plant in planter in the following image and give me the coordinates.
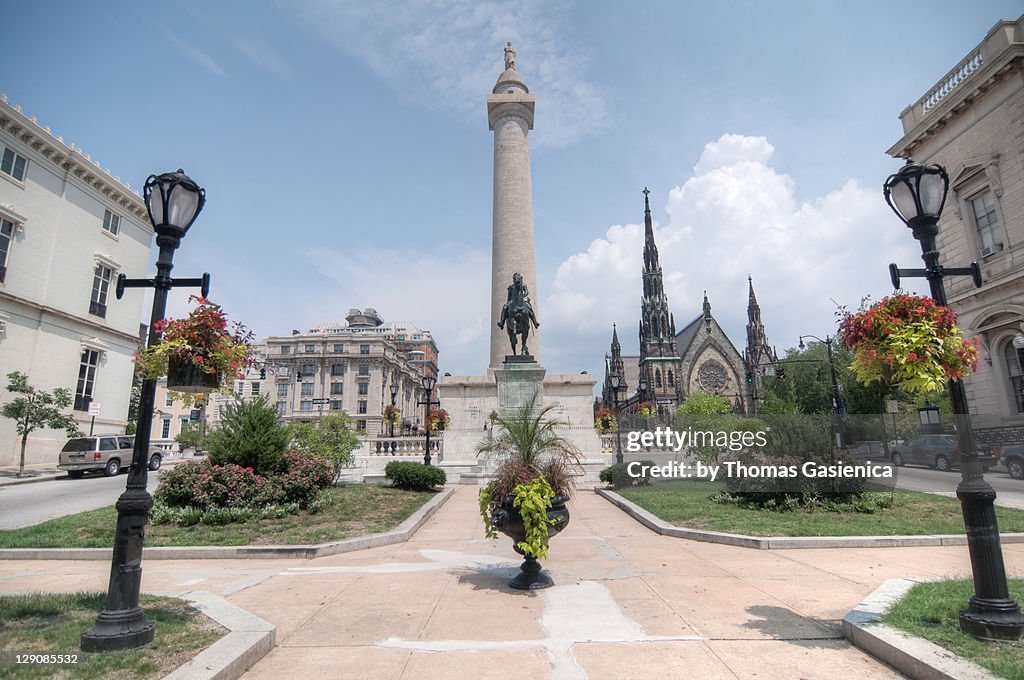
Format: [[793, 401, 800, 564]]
[[477, 398, 581, 590]]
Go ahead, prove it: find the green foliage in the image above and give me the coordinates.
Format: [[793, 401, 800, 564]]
[[673, 411, 765, 464], [205, 394, 289, 475], [678, 391, 732, 415], [175, 421, 206, 450], [512, 476, 555, 558], [1, 371, 82, 476], [384, 461, 447, 490], [288, 413, 359, 478], [599, 460, 655, 488], [476, 397, 582, 498], [479, 483, 498, 539]]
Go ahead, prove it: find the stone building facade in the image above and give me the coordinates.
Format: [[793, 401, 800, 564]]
[[0, 95, 152, 466], [887, 16, 1024, 431]]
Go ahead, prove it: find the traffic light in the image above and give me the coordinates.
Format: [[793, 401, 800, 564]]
[[776, 367, 786, 379], [259, 367, 267, 380], [296, 370, 302, 383], [745, 371, 753, 384]]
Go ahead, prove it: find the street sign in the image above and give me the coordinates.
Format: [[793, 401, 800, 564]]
[[311, 398, 330, 405], [886, 400, 899, 414], [656, 399, 672, 405], [87, 402, 101, 417]]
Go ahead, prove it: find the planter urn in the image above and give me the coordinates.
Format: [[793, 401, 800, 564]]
[[490, 494, 570, 590]]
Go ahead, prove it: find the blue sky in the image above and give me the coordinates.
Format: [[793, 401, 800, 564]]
[[5, 1, 1020, 383]]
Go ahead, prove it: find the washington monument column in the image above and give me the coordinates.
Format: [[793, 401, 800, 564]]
[[487, 42, 540, 370]]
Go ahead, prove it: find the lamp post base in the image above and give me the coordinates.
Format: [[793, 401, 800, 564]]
[[80, 607, 155, 651], [959, 599, 1024, 641]]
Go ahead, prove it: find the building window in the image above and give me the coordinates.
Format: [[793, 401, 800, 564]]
[[161, 419, 171, 439], [356, 419, 366, 432], [301, 364, 315, 377], [74, 349, 100, 411], [165, 393, 173, 407], [331, 363, 345, 376], [102, 209, 120, 236], [360, 344, 370, 355], [90, 265, 112, 318], [277, 383, 288, 398], [655, 369, 662, 388], [331, 383, 343, 395], [333, 343, 344, 353], [281, 346, 291, 355], [0, 218, 13, 283], [331, 400, 343, 411], [305, 344, 316, 353], [358, 400, 367, 414], [251, 381, 261, 396], [1005, 342, 1024, 414], [277, 401, 286, 415], [300, 400, 312, 412], [668, 370, 675, 387], [358, 364, 369, 376], [358, 383, 368, 396], [1, 147, 27, 182], [301, 383, 314, 397], [971, 190, 1003, 255]]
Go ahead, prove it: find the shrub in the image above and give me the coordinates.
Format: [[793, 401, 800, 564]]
[[155, 460, 267, 511], [287, 414, 359, 479], [206, 395, 289, 475], [599, 460, 655, 489], [276, 450, 334, 507], [385, 461, 446, 491]]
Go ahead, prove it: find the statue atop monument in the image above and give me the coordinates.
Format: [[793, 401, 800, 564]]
[[504, 41, 517, 70], [497, 272, 539, 356]]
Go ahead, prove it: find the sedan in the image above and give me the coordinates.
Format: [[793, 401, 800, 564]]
[[890, 434, 998, 472]]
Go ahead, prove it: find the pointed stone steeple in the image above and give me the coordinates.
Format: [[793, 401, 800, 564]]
[[636, 188, 682, 409], [744, 275, 778, 407]]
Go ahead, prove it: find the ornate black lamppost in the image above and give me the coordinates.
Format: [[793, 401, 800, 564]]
[[418, 375, 440, 466], [609, 373, 624, 464], [389, 380, 399, 438], [798, 334, 847, 449], [885, 160, 1023, 640], [82, 170, 209, 651]]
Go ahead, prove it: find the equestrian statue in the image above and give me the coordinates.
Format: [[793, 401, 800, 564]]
[[497, 272, 540, 356]]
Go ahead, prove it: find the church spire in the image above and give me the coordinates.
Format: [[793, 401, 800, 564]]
[[747, 275, 761, 321], [611, 323, 621, 354], [642, 187, 659, 273]]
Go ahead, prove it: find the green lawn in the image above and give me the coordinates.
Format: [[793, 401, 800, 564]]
[[883, 579, 1024, 679], [618, 480, 1024, 536], [0, 484, 435, 549], [0, 592, 224, 679]]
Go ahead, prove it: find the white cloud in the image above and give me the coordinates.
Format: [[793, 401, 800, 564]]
[[287, 0, 609, 148], [543, 133, 920, 378], [232, 36, 292, 77], [163, 29, 226, 77]]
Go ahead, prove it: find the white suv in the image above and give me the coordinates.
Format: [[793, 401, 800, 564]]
[[57, 435, 162, 478]]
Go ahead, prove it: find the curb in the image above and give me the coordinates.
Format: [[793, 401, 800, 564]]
[[0, 458, 195, 488], [159, 590, 275, 680], [842, 579, 1000, 680], [0, 486, 454, 561], [595, 487, 1024, 550]]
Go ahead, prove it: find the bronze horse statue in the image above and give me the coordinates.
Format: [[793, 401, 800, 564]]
[[498, 272, 540, 356]]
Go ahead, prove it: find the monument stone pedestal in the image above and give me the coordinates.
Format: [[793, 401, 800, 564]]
[[495, 355, 545, 412]]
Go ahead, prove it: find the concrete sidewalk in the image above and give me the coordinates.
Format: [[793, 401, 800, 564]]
[[1, 486, 1022, 679]]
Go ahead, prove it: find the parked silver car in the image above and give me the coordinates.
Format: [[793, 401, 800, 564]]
[[57, 435, 162, 478], [889, 434, 998, 472]]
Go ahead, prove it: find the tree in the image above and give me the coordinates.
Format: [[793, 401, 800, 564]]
[[288, 413, 360, 480], [674, 391, 763, 464], [205, 395, 289, 475], [1, 372, 82, 477], [175, 421, 206, 451], [677, 391, 733, 415]]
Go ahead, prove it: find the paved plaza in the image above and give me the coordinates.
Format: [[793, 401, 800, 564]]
[[2, 485, 1023, 678]]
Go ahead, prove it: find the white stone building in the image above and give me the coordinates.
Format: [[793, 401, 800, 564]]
[[887, 16, 1024, 436], [0, 95, 152, 466]]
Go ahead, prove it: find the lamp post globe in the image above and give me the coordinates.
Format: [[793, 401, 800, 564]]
[[883, 161, 949, 236], [143, 169, 206, 238]]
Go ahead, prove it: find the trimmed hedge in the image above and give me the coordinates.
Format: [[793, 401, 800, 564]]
[[384, 461, 446, 491]]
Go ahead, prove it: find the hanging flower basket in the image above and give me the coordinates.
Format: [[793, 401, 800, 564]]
[[383, 405, 401, 427], [428, 408, 450, 432], [637, 402, 656, 420], [594, 406, 618, 434], [135, 296, 253, 396], [167, 355, 221, 393], [838, 293, 979, 394]]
